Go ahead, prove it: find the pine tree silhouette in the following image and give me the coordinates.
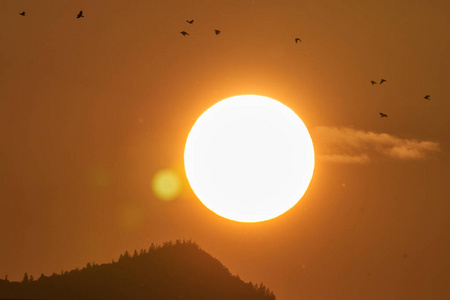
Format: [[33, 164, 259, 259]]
[[22, 272, 29, 284], [0, 241, 276, 300]]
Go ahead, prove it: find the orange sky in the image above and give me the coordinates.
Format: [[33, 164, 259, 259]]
[[1, 0, 449, 299]]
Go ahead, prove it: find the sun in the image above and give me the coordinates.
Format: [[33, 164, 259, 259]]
[[184, 95, 315, 222]]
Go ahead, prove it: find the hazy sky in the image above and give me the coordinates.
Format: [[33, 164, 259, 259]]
[[1, 1, 449, 299]]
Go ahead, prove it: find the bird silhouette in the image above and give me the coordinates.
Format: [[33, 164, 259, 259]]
[[180, 31, 189, 36], [215, 29, 221, 35], [19, 11, 25, 16], [424, 95, 430, 100], [380, 79, 386, 84], [379, 112, 388, 118], [371, 81, 377, 85], [186, 19, 194, 24], [295, 38, 302, 43], [77, 10, 84, 18]]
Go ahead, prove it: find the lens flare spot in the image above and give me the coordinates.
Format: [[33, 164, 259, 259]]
[[152, 169, 181, 201]]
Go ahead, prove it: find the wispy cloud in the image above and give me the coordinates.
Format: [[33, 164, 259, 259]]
[[313, 126, 441, 163]]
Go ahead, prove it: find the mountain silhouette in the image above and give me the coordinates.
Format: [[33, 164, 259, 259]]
[[0, 240, 275, 300]]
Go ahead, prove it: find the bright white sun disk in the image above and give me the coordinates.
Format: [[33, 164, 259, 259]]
[[184, 95, 314, 222]]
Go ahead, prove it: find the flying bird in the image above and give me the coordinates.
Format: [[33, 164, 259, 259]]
[[19, 11, 25, 16], [186, 19, 194, 24], [424, 95, 430, 100], [76, 10, 84, 18], [295, 38, 302, 43], [379, 112, 388, 118], [180, 31, 189, 36], [215, 29, 221, 35], [380, 79, 386, 84], [371, 81, 377, 85]]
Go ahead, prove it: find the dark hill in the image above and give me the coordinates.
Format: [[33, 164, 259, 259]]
[[0, 240, 275, 300]]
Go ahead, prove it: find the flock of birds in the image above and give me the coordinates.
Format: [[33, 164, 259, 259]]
[[369, 78, 432, 118], [19, 10, 84, 18], [180, 18, 302, 43], [178, 18, 432, 120], [180, 19, 220, 36], [17, 10, 432, 119]]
